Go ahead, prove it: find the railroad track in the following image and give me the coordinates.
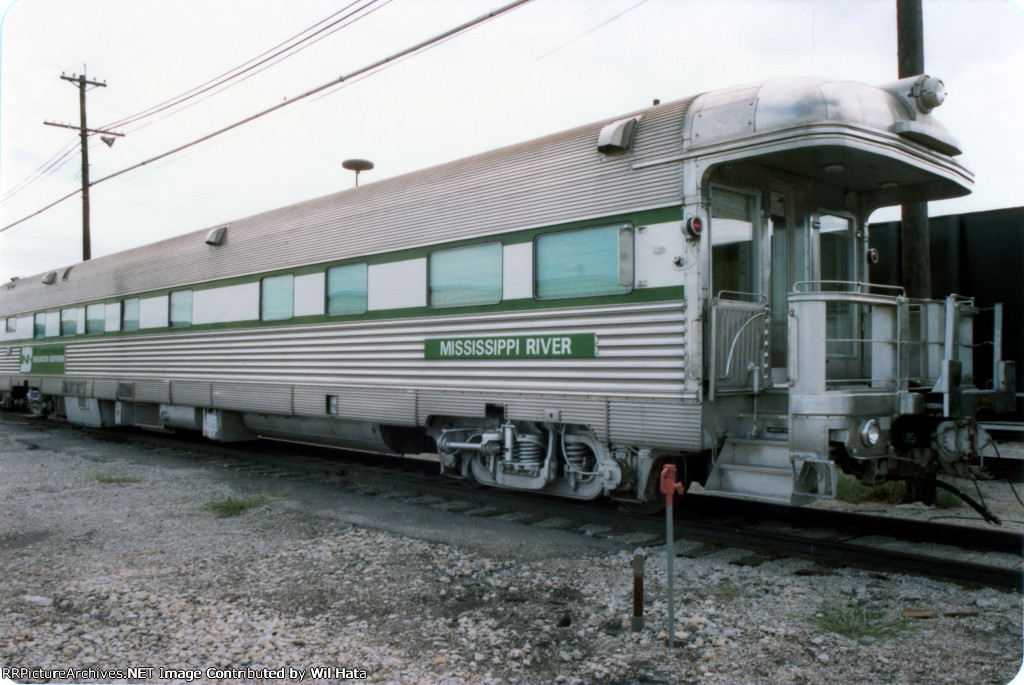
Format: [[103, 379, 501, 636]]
[[8, 414, 1024, 591]]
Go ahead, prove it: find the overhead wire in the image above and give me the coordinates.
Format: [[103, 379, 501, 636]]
[[0, 0, 536, 235], [112, 0, 395, 140], [1, 141, 79, 202], [517, 0, 649, 69], [6, 0, 645, 209], [2, 0, 384, 204], [98, 0, 383, 132]]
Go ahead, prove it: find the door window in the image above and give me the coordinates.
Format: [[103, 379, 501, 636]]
[[819, 214, 854, 284], [711, 188, 758, 296], [769, 192, 806, 367], [818, 214, 856, 358]]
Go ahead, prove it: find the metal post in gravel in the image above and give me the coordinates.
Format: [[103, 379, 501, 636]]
[[631, 548, 646, 632], [659, 464, 684, 647]]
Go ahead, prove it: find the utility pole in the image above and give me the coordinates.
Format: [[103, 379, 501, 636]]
[[43, 70, 123, 261], [897, 0, 936, 505], [896, 0, 930, 300]]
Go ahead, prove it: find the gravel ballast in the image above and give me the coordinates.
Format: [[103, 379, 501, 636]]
[[1, 415, 1022, 684]]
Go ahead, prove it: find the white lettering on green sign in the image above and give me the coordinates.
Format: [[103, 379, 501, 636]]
[[425, 333, 595, 360], [18, 344, 66, 374]]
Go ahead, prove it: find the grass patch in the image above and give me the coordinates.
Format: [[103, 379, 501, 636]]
[[810, 601, 912, 639], [934, 484, 967, 509], [93, 473, 141, 484], [835, 474, 963, 509], [835, 474, 903, 504], [201, 492, 279, 518], [969, 466, 996, 481], [712, 581, 746, 603]]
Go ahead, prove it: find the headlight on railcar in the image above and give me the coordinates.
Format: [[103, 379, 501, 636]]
[[860, 419, 881, 447]]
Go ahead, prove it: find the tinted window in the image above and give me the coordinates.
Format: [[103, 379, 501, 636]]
[[535, 225, 633, 300], [86, 303, 105, 334], [122, 298, 140, 332], [711, 188, 758, 296], [60, 308, 77, 336], [428, 242, 502, 308], [326, 263, 368, 316], [169, 290, 192, 328], [261, 274, 294, 321], [34, 313, 46, 339]]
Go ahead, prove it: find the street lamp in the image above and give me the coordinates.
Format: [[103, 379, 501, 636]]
[[342, 158, 374, 187]]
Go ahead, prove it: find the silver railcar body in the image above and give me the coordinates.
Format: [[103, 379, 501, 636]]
[[1, 76, 1014, 505]]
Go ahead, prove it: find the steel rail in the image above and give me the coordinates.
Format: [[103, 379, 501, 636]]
[[10, 415, 1023, 591]]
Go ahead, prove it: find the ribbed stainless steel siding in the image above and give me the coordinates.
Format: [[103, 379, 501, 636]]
[[93, 378, 118, 400], [60, 302, 685, 396], [416, 391, 488, 423], [608, 399, 702, 450], [62, 378, 92, 396], [294, 385, 416, 425], [212, 383, 292, 414], [0, 354, 16, 376], [171, 381, 212, 407], [24, 301, 697, 446], [40, 378, 62, 394], [2, 97, 694, 314], [133, 380, 170, 404]]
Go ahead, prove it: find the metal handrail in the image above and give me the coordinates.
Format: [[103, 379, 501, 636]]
[[790, 288, 907, 390], [793, 280, 905, 296], [720, 310, 769, 379], [713, 290, 767, 303]]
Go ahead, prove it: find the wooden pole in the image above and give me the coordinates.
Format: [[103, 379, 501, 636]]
[[896, 0, 931, 300]]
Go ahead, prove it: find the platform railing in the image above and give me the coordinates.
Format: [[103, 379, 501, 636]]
[[789, 281, 908, 394]]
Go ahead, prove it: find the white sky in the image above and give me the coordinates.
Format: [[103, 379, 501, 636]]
[[0, 0, 1022, 282]]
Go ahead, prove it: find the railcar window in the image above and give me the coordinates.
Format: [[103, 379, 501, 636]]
[[122, 298, 140, 332], [428, 242, 502, 308], [86, 303, 105, 334], [169, 290, 193, 328], [535, 224, 633, 300], [60, 308, 77, 336], [710, 188, 758, 296], [5, 317, 14, 334], [326, 263, 368, 316], [33, 313, 46, 339], [819, 214, 854, 283], [819, 213, 856, 357], [261, 274, 294, 321]]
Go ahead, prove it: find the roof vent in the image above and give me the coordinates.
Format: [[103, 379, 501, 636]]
[[205, 226, 227, 246], [597, 116, 641, 154], [41, 271, 57, 285]]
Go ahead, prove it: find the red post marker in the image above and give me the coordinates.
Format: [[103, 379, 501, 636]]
[[659, 463, 684, 507], [659, 463, 684, 648]]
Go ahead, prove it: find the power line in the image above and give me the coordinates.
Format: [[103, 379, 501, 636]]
[[1, 0, 535, 235], [521, 0, 649, 68], [99, 0, 384, 132], [0, 141, 78, 202], [112, 0, 395, 141], [1, 1, 385, 204]]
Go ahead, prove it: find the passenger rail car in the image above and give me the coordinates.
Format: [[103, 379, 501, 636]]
[[1, 76, 1016, 506]]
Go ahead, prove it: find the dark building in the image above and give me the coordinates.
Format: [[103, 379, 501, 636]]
[[869, 206, 1023, 421]]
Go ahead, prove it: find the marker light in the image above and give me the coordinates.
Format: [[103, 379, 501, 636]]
[[685, 217, 702, 238], [860, 419, 881, 447]]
